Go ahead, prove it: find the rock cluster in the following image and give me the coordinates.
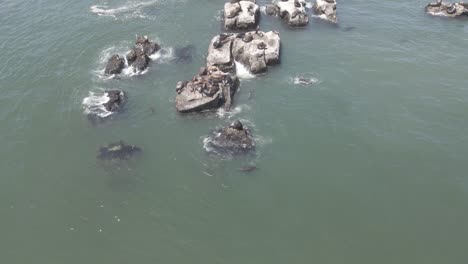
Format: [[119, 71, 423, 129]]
[[313, 0, 337, 23], [265, 0, 309, 27], [175, 66, 239, 113], [224, 0, 260, 30], [105, 36, 160, 75], [425, 1, 468, 17]]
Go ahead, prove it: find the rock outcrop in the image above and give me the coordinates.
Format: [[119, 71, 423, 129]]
[[104, 36, 160, 75], [207, 31, 281, 74], [207, 33, 237, 73], [98, 141, 142, 160], [264, 0, 309, 27], [224, 0, 260, 30], [83, 90, 125, 123], [103, 90, 125, 113], [126, 35, 160, 72], [205, 120, 255, 153], [232, 31, 281, 74], [175, 66, 239, 113], [105, 55, 125, 75], [313, 0, 337, 23], [425, 1, 468, 17]]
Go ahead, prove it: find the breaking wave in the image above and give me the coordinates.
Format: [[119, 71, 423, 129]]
[[83, 90, 115, 118], [235, 61, 255, 80], [216, 104, 251, 118]]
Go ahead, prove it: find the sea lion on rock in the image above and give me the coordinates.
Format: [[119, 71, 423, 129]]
[[425, 1, 467, 16], [272, 0, 309, 27], [242, 34, 254, 42], [257, 42, 267, 50], [224, 0, 260, 30]]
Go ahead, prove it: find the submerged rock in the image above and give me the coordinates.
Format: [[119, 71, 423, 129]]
[[104, 55, 125, 75], [224, 0, 260, 30], [175, 45, 195, 63], [206, 120, 255, 153], [206, 31, 281, 74], [265, 0, 309, 27], [98, 141, 142, 160], [313, 0, 337, 23], [175, 66, 239, 113], [425, 1, 468, 17], [239, 165, 258, 173]]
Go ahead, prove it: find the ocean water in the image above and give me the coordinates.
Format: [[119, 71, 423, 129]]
[[1, 0, 468, 263]]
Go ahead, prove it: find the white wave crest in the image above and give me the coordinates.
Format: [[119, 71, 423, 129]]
[[235, 61, 255, 79], [216, 104, 251, 118], [83, 91, 113, 118], [90, 0, 158, 18]]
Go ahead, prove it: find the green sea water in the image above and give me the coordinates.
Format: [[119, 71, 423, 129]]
[[1, 0, 468, 263]]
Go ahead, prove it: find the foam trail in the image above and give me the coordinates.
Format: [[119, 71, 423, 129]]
[[217, 104, 250, 118], [150, 47, 175, 63], [235, 61, 255, 79], [90, 0, 158, 17]]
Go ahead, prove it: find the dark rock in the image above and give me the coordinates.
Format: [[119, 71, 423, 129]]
[[132, 55, 150, 72], [206, 120, 255, 153], [103, 90, 125, 112], [105, 55, 125, 75]]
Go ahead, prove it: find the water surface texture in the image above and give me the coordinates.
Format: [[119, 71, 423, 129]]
[[1, 0, 468, 263]]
